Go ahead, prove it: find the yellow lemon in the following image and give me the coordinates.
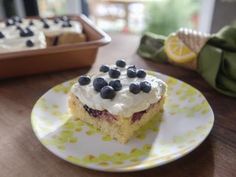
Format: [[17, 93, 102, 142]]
[[164, 34, 196, 63]]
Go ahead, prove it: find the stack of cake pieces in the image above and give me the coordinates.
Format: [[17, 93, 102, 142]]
[[69, 59, 167, 143], [0, 16, 85, 53]]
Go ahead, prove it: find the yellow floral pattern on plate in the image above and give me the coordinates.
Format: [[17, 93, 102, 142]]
[[31, 71, 214, 172]]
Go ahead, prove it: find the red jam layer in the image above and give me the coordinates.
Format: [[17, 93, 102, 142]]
[[131, 110, 146, 123], [83, 104, 152, 123], [83, 105, 117, 121]]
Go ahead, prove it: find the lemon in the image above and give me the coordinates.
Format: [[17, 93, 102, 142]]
[[164, 34, 196, 63]]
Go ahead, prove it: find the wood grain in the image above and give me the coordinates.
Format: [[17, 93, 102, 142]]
[[0, 33, 235, 177]]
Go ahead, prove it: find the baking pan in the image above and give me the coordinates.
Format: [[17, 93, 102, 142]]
[[0, 15, 111, 79]]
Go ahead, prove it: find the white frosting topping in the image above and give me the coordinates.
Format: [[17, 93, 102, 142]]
[[0, 17, 82, 53], [24, 19, 82, 36], [0, 31, 46, 53], [71, 66, 167, 117], [0, 18, 82, 34]]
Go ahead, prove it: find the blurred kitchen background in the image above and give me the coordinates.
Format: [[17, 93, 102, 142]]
[[0, 0, 235, 34]]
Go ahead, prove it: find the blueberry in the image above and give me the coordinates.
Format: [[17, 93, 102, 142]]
[[100, 86, 116, 99], [140, 81, 151, 93], [20, 29, 28, 37], [109, 68, 120, 78], [20, 27, 34, 37], [127, 65, 136, 69], [26, 27, 34, 35], [26, 40, 34, 47], [43, 22, 50, 29], [60, 16, 70, 21], [78, 76, 91, 85], [16, 25, 22, 30], [93, 77, 108, 91], [109, 80, 122, 91], [53, 18, 60, 24], [62, 22, 72, 28], [19, 29, 27, 37], [129, 83, 140, 94], [67, 22, 72, 27], [0, 31, 4, 39], [29, 20, 34, 26], [40, 18, 47, 23], [127, 68, 136, 78], [137, 69, 146, 78], [99, 65, 109, 73], [13, 16, 23, 23], [6, 19, 15, 26], [26, 27, 34, 36], [116, 59, 126, 67]]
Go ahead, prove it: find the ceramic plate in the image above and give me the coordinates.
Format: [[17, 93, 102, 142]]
[[31, 71, 214, 172]]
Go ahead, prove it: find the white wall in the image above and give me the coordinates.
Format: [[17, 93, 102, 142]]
[[198, 0, 215, 33], [66, 0, 82, 15]]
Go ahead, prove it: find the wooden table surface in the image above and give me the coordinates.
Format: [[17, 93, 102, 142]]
[[0, 33, 235, 177]]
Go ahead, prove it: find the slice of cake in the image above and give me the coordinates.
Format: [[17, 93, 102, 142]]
[[68, 59, 167, 143], [27, 17, 85, 46], [0, 16, 85, 53], [0, 26, 46, 53]]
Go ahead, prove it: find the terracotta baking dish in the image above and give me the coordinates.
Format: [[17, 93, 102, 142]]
[[0, 15, 111, 79]]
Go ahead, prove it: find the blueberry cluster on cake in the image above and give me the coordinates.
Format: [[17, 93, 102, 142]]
[[0, 16, 85, 53], [68, 59, 167, 143]]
